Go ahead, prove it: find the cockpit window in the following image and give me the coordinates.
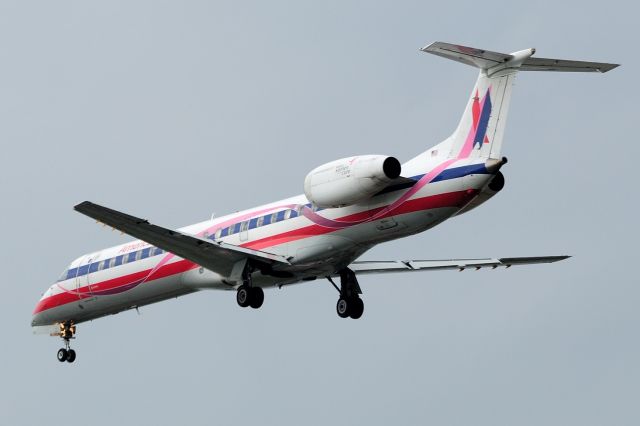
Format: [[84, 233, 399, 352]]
[[58, 268, 69, 281]]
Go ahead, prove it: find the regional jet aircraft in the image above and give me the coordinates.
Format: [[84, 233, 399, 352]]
[[32, 42, 617, 363]]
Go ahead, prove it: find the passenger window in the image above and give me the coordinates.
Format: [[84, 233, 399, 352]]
[[89, 262, 99, 273], [141, 248, 151, 259], [276, 211, 285, 221], [127, 252, 137, 263], [249, 218, 258, 229], [220, 228, 228, 237], [115, 255, 123, 266]]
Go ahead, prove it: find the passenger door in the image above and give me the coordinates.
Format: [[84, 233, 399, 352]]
[[75, 254, 97, 302], [239, 220, 249, 242]]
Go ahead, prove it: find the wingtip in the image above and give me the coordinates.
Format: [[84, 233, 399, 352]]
[[420, 41, 438, 52], [73, 201, 93, 211], [600, 63, 620, 73]]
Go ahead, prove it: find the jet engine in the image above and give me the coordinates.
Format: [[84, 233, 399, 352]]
[[455, 171, 505, 216], [304, 155, 401, 208]]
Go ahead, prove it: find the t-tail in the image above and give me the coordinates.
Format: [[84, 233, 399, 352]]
[[421, 42, 618, 161]]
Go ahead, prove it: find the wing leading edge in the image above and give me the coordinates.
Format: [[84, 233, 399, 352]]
[[347, 256, 569, 275]]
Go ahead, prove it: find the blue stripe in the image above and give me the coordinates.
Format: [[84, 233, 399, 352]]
[[431, 163, 489, 183], [474, 95, 492, 149]]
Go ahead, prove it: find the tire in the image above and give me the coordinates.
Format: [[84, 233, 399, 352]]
[[66, 349, 76, 363], [249, 287, 264, 309], [336, 298, 350, 318], [236, 285, 251, 308], [57, 348, 68, 362], [349, 298, 364, 319]]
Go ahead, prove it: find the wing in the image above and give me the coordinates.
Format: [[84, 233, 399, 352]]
[[74, 201, 290, 279], [348, 256, 569, 275]]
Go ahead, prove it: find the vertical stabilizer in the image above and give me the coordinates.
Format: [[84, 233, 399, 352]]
[[447, 70, 516, 160], [421, 42, 618, 160]]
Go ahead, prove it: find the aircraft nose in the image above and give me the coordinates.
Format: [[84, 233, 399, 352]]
[[31, 310, 45, 327], [32, 294, 52, 327]]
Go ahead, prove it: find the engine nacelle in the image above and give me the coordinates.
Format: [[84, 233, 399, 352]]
[[304, 155, 401, 208], [455, 171, 505, 216]]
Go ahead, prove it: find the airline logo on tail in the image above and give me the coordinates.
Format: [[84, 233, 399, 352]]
[[471, 88, 492, 150]]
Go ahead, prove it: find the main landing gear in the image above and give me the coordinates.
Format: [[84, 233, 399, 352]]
[[235, 263, 264, 309], [236, 284, 264, 309], [328, 268, 364, 319], [56, 322, 77, 363]]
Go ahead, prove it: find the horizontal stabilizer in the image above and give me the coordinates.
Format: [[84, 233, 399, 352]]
[[422, 41, 618, 74], [519, 57, 618, 73], [421, 42, 512, 70]]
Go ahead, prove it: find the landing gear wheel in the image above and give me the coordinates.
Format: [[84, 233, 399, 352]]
[[249, 287, 264, 309], [57, 348, 68, 362], [236, 285, 251, 308], [349, 298, 364, 319], [336, 298, 351, 318], [66, 349, 76, 363]]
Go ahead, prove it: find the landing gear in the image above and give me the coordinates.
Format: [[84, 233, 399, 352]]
[[236, 285, 264, 309], [336, 296, 364, 319], [57, 348, 68, 362], [56, 322, 77, 363], [235, 262, 264, 309], [328, 269, 364, 319]]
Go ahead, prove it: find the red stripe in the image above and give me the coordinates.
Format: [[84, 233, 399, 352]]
[[244, 190, 474, 250], [33, 259, 198, 315], [34, 190, 475, 315]]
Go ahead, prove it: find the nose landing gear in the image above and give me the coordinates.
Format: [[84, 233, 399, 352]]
[[56, 322, 77, 363]]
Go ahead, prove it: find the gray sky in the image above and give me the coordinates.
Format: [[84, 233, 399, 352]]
[[1, 1, 637, 425]]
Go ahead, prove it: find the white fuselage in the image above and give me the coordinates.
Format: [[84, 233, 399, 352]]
[[32, 154, 496, 327]]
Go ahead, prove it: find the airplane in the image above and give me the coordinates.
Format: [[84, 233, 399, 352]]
[[32, 42, 618, 363]]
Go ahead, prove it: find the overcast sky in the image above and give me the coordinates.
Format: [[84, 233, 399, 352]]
[[1, 1, 637, 425]]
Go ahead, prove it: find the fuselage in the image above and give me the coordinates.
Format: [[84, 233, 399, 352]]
[[32, 153, 497, 327]]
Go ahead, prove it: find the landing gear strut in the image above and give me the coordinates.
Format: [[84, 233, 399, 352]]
[[56, 322, 77, 363], [235, 262, 264, 309], [328, 268, 364, 319]]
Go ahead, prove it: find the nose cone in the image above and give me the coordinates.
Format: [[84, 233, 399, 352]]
[[31, 313, 43, 327], [32, 292, 53, 327]]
